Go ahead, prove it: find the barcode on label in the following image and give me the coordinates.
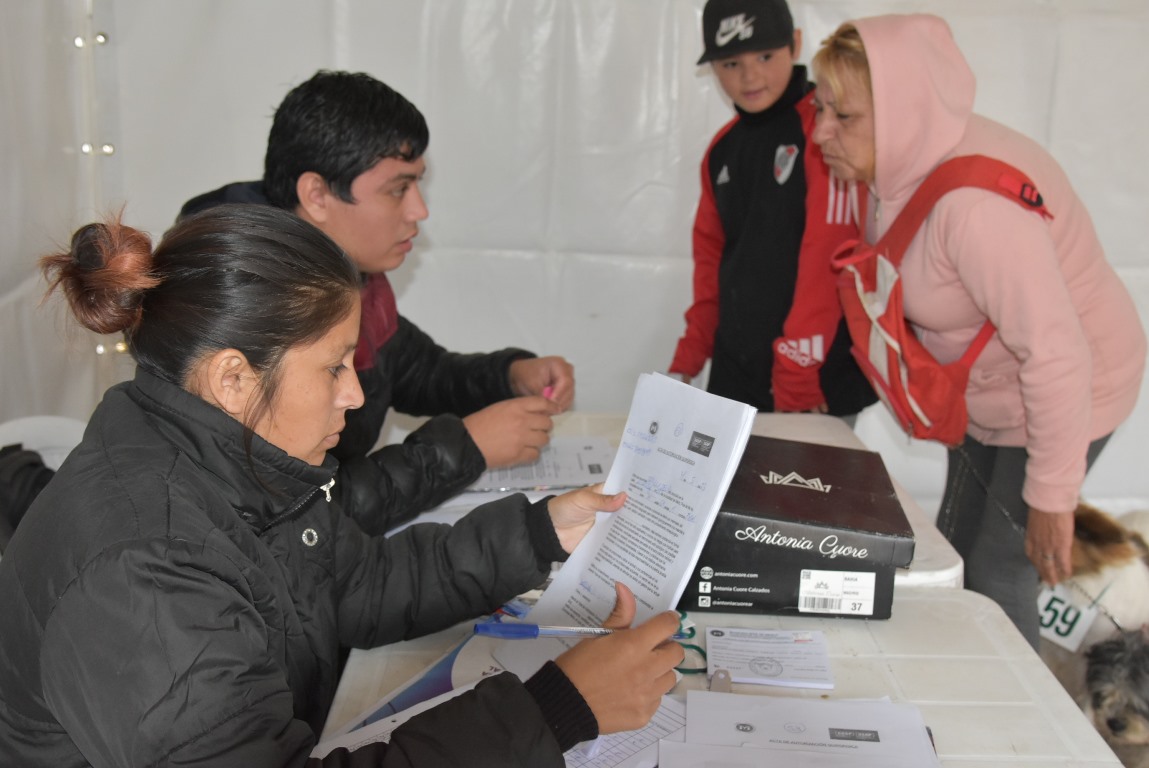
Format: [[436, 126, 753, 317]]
[[801, 596, 843, 611]]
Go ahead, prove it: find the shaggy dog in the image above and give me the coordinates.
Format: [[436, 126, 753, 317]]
[[1038, 502, 1149, 766], [1084, 627, 1149, 767]]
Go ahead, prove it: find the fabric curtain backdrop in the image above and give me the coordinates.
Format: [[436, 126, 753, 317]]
[[3, 0, 1147, 517]]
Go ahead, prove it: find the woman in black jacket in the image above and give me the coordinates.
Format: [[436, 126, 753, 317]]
[[0, 205, 682, 767]]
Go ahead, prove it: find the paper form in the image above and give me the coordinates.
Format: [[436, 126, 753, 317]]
[[659, 740, 897, 767], [705, 627, 833, 689], [683, 691, 941, 766], [464, 436, 616, 493], [565, 697, 685, 768], [528, 373, 756, 628]]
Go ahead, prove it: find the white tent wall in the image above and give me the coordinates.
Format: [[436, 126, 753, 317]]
[[3, 0, 1148, 520], [1, 1, 132, 421]]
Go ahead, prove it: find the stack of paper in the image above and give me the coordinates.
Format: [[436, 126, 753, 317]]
[[658, 692, 941, 767], [528, 372, 757, 628], [493, 372, 757, 680]]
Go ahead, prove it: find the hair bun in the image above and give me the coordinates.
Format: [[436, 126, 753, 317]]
[[41, 218, 159, 335]]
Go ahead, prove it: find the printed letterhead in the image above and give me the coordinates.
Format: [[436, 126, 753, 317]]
[[527, 372, 756, 627]]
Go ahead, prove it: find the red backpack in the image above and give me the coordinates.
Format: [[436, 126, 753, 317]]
[[832, 155, 1053, 446]]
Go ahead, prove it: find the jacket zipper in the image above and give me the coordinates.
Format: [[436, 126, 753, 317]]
[[257, 476, 335, 534]]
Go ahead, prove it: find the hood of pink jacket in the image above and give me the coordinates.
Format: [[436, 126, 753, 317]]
[[854, 14, 975, 217]]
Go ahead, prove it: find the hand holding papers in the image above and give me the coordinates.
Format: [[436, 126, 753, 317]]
[[531, 373, 756, 627], [495, 374, 756, 680]]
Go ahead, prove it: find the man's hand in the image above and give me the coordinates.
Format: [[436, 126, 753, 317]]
[[509, 356, 575, 411], [462, 396, 561, 468]]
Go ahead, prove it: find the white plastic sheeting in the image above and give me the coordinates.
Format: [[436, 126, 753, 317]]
[[3, 0, 1148, 516]]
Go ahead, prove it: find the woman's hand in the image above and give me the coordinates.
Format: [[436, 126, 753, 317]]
[[547, 483, 626, 554], [1025, 506, 1074, 585], [554, 583, 684, 734]]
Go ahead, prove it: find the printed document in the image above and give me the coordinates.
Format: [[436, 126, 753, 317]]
[[683, 691, 940, 767], [565, 697, 685, 768], [529, 373, 755, 627], [705, 628, 833, 689], [464, 435, 615, 493], [386, 437, 617, 535], [658, 741, 897, 767]]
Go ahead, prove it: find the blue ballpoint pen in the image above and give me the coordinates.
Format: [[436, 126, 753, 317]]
[[473, 622, 691, 641]]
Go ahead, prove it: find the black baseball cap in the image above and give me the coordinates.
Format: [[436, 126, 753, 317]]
[[697, 0, 795, 65]]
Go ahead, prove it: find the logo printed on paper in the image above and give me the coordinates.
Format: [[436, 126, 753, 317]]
[[716, 164, 731, 185], [700, 566, 714, 579], [776, 335, 825, 366], [774, 144, 799, 184], [749, 657, 783, 677], [715, 14, 756, 47], [688, 431, 716, 457], [759, 471, 831, 492]]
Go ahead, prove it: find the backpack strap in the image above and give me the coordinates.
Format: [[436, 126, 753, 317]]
[[878, 155, 1053, 269], [834, 155, 1055, 367], [883, 155, 1053, 359], [957, 319, 999, 367]]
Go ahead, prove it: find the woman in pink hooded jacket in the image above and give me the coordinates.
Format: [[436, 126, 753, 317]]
[[809, 14, 1145, 647]]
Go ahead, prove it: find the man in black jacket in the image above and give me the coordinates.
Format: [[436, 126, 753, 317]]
[[180, 70, 575, 534]]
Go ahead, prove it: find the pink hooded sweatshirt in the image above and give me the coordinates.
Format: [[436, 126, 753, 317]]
[[852, 14, 1145, 514]]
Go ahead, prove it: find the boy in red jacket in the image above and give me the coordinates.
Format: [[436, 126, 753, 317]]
[[669, 0, 874, 419]]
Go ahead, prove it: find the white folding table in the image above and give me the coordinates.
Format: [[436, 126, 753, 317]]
[[323, 587, 1121, 765]]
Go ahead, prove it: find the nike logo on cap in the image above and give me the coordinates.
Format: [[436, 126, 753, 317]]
[[715, 14, 756, 47]]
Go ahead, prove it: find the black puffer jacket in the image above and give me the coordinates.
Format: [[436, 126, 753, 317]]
[[0, 371, 591, 767], [334, 314, 533, 533], [180, 182, 535, 534]]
